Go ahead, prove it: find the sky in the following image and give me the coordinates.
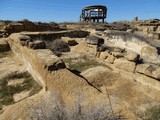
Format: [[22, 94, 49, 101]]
[[0, 0, 160, 23]]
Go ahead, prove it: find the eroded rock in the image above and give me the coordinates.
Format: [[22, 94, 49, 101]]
[[114, 58, 136, 72], [99, 51, 109, 59], [136, 63, 160, 80], [124, 50, 140, 62], [141, 45, 159, 63], [111, 51, 124, 58]]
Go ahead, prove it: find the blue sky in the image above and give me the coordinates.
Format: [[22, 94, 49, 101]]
[[0, 0, 159, 22]]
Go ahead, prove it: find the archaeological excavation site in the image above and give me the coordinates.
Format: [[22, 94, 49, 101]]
[[0, 13, 160, 120]]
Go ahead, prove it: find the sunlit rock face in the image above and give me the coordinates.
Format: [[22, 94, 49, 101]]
[[103, 30, 160, 64]]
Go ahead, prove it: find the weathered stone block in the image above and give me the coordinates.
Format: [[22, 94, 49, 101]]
[[136, 63, 160, 80], [111, 52, 124, 58], [114, 58, 136, 72], [124, 50, 140, 62], [99, 51, 109, 59], [141, 45, 158, 63], [105, 54, 115, 64]]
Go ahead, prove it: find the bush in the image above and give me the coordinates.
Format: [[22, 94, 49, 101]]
[[46, 39, 70, 52]]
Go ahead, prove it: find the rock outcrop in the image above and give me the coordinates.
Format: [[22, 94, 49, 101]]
[[96, 42, 160, 90], [103, 30, 160, 64]]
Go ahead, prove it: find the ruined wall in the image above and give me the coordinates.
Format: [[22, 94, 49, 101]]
[[0, 20, 61, 35], [85, 30, 160, 90], [21, 30, 89, 40], [2, 31, 160, 119], [97, 50, 160, 91], [7, 33, 112, 119], [8, 32, 89, 89], [103, 30, 160, 64], [135, 19, 160, 40]]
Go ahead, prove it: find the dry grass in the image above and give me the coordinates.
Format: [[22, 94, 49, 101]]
[[63, 56, 104, 72]]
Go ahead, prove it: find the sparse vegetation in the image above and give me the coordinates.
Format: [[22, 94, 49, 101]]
[[63, 56, 105, 72], [0, 72, 42, 109], [31, 92, 123, 120]]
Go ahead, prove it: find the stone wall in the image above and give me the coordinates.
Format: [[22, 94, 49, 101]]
[[97, 46, 160, 90], [21, 30, 89, 40], [0, 20, 61, 35], [135, 19, 160, 40], [103, 30, 160, 64], [8, 33, 69, 88], [3, 31, 160, 120], [8, 33, 111, 119]]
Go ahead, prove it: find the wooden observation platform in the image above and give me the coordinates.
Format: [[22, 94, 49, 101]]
[[80, 5, 107, 23]]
